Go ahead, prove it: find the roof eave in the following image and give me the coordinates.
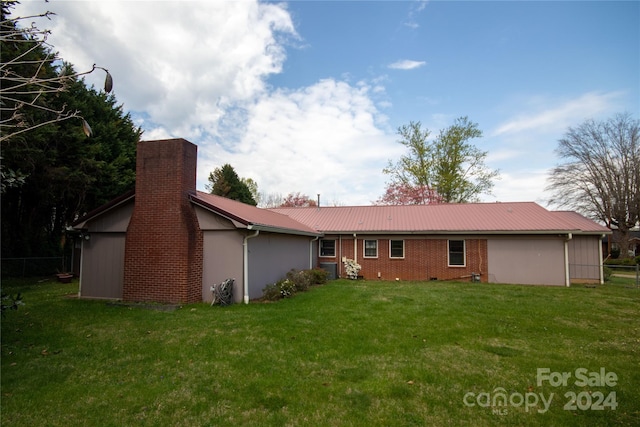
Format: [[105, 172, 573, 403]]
[[73, 190, 135, 229], [317, 229, 611, 235], [248, 224, 323, 237]]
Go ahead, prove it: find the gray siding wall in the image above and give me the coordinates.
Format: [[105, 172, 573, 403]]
[[79, 233, 126, 299], [247, 233, 312, 299], [78, 201, 133, 299], [487, 236, 565, 286], [201, 230, 245, 303], [568, 235, 601, 282]]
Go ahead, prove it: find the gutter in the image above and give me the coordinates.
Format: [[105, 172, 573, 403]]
[[243, 227, 260, 304]]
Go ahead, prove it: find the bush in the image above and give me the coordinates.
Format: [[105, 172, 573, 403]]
[[261, 283, 282, 301], [605, 257, 638, 266], [603, 266, 613, 282], [610, 247, 620, 259], [261, 268, 330, 302], [307, 268, 329, 285], [286, 269, 312, 292], [279, 279, 297, 298]]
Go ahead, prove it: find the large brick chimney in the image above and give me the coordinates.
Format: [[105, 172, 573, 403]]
[[123, 139, 203, 304]]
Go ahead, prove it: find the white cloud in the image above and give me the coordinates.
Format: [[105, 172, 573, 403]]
[[15, 0, 298, 138], [481, 170, 550, 205], [492, 91, 622, 137], [197, 79, 400, 205], [388, 60, 426, 70]]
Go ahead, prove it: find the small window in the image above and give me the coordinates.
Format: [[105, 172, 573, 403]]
[[320, 239, 336, 257], [448, 240, 465, 266], [390, 240, 404, 258], [364, 240, 378, 258]]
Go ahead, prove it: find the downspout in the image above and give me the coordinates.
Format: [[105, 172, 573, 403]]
[[564, 233, 572, 287], [353, 233, 357, 264], [310, 236, 319, 269], [78, 237, 84, 298], [243, 228, 260, 304], [599, 233, 605, 285]]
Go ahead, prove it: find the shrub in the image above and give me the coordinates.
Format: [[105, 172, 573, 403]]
[[286, 269, 312, 292], [603, 267, 613, 282], [343, 258, 361, 279], [605, 257, 638, 266], [261, 283, 282, 301], [278, 279, 297, 298], [610, 247, 620, 259], [261, 268, 330, 302], [307, 267, 329, 285]]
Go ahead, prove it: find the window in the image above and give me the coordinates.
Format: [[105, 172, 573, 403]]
[[364, 240, 378, 258], [320, 239, 336, 257], [390, 240, 404, 258], [448, 240, 465, 266]]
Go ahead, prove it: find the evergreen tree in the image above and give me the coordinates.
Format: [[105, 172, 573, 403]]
[[207, 164, 257, 206], [1, 66, 141, 258]]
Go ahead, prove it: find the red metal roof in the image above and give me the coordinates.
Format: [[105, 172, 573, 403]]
[[191, 192, 321, 236], [271, 202, 611, 235]]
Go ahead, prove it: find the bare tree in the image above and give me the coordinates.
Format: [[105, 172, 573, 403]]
[[546, 113, 640, 255], [0, 6, 112, 143]]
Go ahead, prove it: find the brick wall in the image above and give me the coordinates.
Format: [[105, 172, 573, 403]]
[[319, 236, 488, 282], [123, 139, 203, 303]]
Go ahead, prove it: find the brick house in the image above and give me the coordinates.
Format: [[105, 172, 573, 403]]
[[73, 138, 611, 304], [274, 204, 611, 286]]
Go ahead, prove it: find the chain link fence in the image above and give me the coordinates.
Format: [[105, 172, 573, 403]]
[[1, 257, 68, 278]]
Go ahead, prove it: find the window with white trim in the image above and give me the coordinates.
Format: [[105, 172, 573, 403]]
[[448, 240, 465, 266], [364, 240, 378, 258], [320, 239, 336, 257], [390, 240, 404, 258]]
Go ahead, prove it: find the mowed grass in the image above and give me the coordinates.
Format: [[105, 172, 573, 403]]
[[1, 277, 639, 426]]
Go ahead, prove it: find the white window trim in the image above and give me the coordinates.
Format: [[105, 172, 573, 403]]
[[448, 239, 466, 267], [363, 239, 378, 258], [320, 239, 336, 258], [389, 239, 405, 259]]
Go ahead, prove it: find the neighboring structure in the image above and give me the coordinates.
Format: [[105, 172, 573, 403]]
[[73, 138, 611, 304]]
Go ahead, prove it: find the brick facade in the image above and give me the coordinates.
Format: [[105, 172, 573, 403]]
[[319, 236, 488, 282], [123, 139, 203, 303]]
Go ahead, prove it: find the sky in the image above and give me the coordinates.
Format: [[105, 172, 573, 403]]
[[13, 0, 640, 206]]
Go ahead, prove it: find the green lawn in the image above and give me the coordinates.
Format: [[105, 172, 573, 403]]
[[1, 277, 638, 426]]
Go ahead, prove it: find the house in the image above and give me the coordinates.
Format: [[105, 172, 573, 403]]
[[73, 138, 611, 305], [73, 138, 321, 304], [273, 204, 610, 286]]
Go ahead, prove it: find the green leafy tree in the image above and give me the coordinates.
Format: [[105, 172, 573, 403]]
[[546, 113, 640, 255], [383, 117, 499, 203], [207, 164, 257, 206], [241, 177, 260, 206]]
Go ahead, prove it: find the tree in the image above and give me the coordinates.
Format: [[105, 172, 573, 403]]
[[546, 113, 640, 255], [206, 164, 257, 206], [375, 182, 442, 205], [1, 67, 141, 258], [280, 192, 317, 207], [382, 118, 499, 203], [242, 177, 260, 206], [0, 3, 113, 143]]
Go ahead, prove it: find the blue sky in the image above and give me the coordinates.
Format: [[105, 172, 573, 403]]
[[15, 0, 639, 206]]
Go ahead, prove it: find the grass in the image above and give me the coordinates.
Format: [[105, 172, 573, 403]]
[[1, 276, 639, 426]]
